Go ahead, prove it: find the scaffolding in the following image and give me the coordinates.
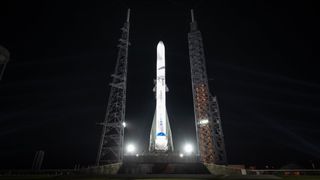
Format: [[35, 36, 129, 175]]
[[188, 10, 227, 164], [96, 9, 130, 165]]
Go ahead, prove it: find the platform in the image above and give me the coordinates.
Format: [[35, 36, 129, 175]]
[[124, 152, 199, 163], [119, 153, 209, 174]]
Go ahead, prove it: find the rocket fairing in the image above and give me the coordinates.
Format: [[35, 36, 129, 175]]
[[149, 41, 174, 152]]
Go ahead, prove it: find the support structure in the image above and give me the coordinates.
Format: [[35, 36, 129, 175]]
[[32, 150, 45, 170], [0, 45, 10, 81], [188, 9, 227, 164], [96, 9, 130, 165]]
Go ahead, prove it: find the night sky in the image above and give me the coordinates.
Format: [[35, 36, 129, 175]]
[[1, 1, 319, 169]]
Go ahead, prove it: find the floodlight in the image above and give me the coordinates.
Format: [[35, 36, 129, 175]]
[[199, 119, 209, 125], [183, 143, 193, 154], [126, 144, 135, 153]]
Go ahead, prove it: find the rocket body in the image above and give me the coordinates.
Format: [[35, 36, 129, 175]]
[[149, 41, 174, 152]]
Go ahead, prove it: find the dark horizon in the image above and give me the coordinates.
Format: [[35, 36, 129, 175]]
[[0, 0, 319, 169]]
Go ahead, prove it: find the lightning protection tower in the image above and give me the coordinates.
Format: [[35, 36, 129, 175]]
[[188, 10, 227, 164], [96, 9, 130, 165]]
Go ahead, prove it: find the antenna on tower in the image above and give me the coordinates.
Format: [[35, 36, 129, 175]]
[[191, 9, 195, 22], [190, 9, 198, 32], [126, 9, 130, 22]]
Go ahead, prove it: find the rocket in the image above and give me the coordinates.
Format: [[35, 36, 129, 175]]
[[149, 41, 174, 152]]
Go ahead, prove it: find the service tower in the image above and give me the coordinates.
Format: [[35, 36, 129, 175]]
[[149, 41, 174, 152], [188, 10, 227, 164]]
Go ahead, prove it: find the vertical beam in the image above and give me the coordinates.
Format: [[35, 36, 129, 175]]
[[96, 9, 130, 165], [188, 10, 227, 164], [0, 63, 7, 81]]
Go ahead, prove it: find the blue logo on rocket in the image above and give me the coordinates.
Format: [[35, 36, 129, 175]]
[[157, 132, 166, 136]]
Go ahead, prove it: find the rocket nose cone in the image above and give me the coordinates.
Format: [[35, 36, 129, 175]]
[[157, 41, 164, 49], [157, 41, 165, 57]]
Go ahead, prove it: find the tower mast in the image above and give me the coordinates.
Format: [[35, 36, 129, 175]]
[[96, 9, 130, 165], [188, 9, 227, 164]]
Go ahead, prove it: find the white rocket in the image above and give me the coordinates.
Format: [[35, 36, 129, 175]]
[[149, 41, 174, 152]]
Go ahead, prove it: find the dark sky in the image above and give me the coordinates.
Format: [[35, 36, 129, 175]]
[[1, 0, 319, 169]]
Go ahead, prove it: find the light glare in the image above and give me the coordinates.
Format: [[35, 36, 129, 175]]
[[184, 143, 193, 154], [126, 144, 135, 153], [199, 119, 209, 125]]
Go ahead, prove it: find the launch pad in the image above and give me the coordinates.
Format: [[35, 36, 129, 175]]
[[96, 8, 228, 175], [121, 38, 200, 174], [124, 153, 199, 164], [120, 154, 209, 174]]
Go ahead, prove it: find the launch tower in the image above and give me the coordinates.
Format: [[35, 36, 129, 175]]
[[96, 9, 130, 165], [188, 10, 227, 164]]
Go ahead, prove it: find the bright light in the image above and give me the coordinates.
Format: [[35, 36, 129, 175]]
[[179, 153, 184, 158], [122, 122, 126, 128], [126, 144, 135, 153], [136, 154, 139, 157], [183, 143, 193, 154], [199, 119, 209, 125]]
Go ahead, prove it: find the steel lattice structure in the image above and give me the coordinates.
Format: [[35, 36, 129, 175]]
[[96, 9, 130, 165], [188, 10, 227, 164]]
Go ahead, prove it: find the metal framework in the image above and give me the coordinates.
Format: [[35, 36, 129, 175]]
[[32, 150, 45, 170], [188, 10, 227, 164], [0, 45, 10, 81], [96, 9, 130, 165]]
